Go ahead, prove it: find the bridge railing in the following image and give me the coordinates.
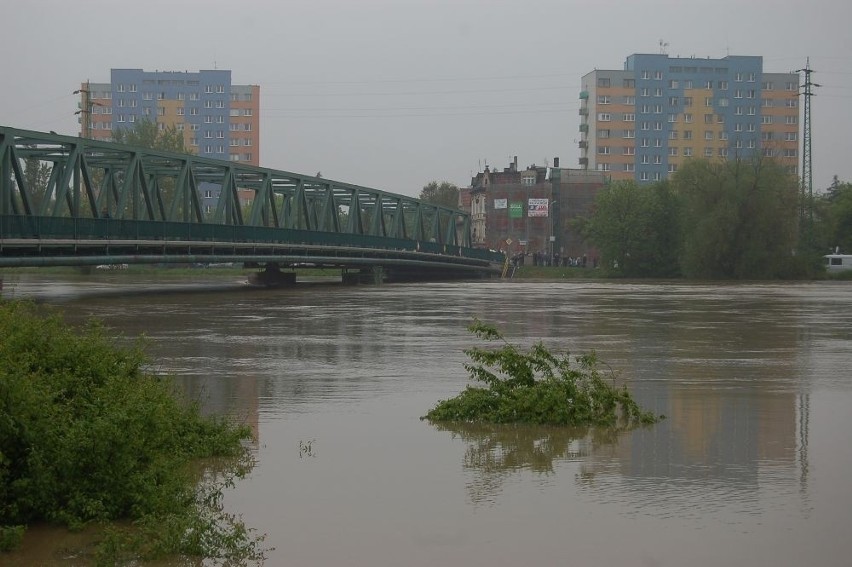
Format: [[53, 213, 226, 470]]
[[0, 214, 504, 264]]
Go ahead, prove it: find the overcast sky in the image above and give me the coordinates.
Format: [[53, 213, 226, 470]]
[[3, 0, 850, 197]]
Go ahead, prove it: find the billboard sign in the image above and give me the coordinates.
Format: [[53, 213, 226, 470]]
[[528, 198, 549, 217], [494, 198, 508, 209], [509, 202, 523, 218]]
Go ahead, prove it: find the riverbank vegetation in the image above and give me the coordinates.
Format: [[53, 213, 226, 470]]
[[578, 158, 852, 280], [0, 300, 265, 563], [424, 320, 661, 426]]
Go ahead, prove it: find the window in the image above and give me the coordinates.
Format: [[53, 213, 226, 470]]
[[785, 81, 797, 91], [640, 172, 649, 181], [117, 114, 125, 123], [785, 132, 798, 141], [623, 113, 635, 122], [734, 123, 743, 132], [654, 104, 662, 114], [654, 138, 662, 147], [683, 97, 693, 107], [641, 88, 650, 97], [735, 106, 743, 115], [216, 100, 224, 108], [718, 80, 728, 90], [784, 148, 798, 157], [747, 72, 756, 82], [597, 163, 611, 171], [641, 70, 650, 79], [734, 89, 743, 99], [190, 93, 199, 101], [230, 138, 240, 147], [704, 80, 713, 89], [669, 96, 678, 106], [205, 85, 213, 93], [705, 130, 713, 140], [217, 130, 224, 139], [143, 92, 153, 100], [624, 163, 635, 172], [641, 155, 650, 164], [117, 84, 125, 93], [705, 97, 713, 107], [704, 114, 714, 124], [597, 129, 611, 138], [598, 146, 611, 155], [218, 145, 225, 154], [597, 95, 611, 104], [720, 132, 728, 140], [685, 80, 693, 89], [684, 147, 693, 157], [654, 70, 663, 80], [189, 107, 199, 116], [204, 131, 213, 139], [623, 129, 635, 138], [717, 114, 724, 123], [747, 106, 756, 115], [668, 164, 678, 173], [623, 79, 635, 88], [216, 85, 225, 93], [704, 147, 713, 157], [640, 138, 650, 147], [669, 130, 678, 140], [204, 115, 213, 123], [242, 109, 253, 116], [654, 121, 663, 131], [204, 190, 212, 199], [684, 113, 693, 123], [129, 115, 135, 123], [641, 104, 650, 113], [178, 93, 185, 100], [217, 116, 224, 123], [157, 107, 164, 116], [205, 145, 212, 153], [668, 113, 677, 123], [683, 130, 693, 140], [762, 98, 773, 107], [653, 172, 661, 181], [204, 100, 213, 108], [786, 115, 798, 124], [718, 98, 728, 107], [747, 140, 756, 149], [762, 132, 774, 141], [655, 88, 663, 97], [230, 109, 240, 116], [669, 80, 679, 89], [762, 115, 772, 124], [623, 146, 635, 155], [735, 72, 743, 82], [746, 89, 755, 99], [719, 148, 728, 157], [763, 81, 774, 90], [624, 95, 636, 105], [786, 99, 798, 108], [735, 140, 743, 149], [669, 147, 678, 156], [597, 113, 611, 121], [597, 77, 611, 87], [653, 155, 662, 164]]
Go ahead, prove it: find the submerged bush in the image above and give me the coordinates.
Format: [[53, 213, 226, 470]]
[[424, 319, 662, 426], [0, 300, 265, 563]]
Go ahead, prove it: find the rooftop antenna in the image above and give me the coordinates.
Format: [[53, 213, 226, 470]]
[[659, 39, 669, 55]]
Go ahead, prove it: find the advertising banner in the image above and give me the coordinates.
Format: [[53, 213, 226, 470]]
[[509, 202, 523, 218], [528, 198, 549, 217], [494, 198, 508, 209]]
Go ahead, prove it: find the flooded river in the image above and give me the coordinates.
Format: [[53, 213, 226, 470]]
[[3, 274, 852, 566]]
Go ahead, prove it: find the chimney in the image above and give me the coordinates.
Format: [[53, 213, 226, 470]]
[[512, 156, 518, 172], [553, 157, 560, 168]]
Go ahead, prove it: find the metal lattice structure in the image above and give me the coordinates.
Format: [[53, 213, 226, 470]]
[[0, 126, 503, 276]]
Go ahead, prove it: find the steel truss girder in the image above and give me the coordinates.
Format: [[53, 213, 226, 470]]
[[0, 125, 471, 247]]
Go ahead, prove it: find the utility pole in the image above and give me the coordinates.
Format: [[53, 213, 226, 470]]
[[74, 80, 93, 138], [796, 59, 820, 246]]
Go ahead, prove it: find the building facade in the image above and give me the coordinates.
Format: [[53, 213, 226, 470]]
[[579, 54, 800, 182], [462, 157, 608, 262], [77, 69, 261, 214]]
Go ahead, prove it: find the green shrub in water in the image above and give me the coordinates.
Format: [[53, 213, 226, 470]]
[[424, 319, 662, 426], [0, 300, 265, 563]]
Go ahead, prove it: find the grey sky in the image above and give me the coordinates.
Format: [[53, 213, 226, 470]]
[[3, 0, 850, 197]]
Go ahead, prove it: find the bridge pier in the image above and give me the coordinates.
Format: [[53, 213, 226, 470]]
[[342, 267, 384, 285], [247, 263, 297, 287]]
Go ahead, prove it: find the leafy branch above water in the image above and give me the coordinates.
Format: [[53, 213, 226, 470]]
[[423, 319, 663, 427]]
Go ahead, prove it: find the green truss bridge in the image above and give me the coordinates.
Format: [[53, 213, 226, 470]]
[[0, 126, 504, 283]]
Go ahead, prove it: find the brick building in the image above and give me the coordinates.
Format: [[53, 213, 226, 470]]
[[462, 157, 609, 261]]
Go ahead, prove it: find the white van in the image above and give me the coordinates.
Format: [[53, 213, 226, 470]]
[[824, 254, 852, 272]]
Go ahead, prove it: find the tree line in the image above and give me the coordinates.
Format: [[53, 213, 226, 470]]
[[576, 157, 850, 279]]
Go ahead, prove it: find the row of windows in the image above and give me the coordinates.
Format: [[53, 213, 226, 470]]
[[91, 90, 252, 102], [117, 83, 226, 94], [596, 144, 798, 160], [596, 109, 797, 123], [597, 77, 796, 91]]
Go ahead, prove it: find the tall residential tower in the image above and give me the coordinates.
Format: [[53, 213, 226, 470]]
[[77, 69, 260, 167], [579, 54, 799, 182]]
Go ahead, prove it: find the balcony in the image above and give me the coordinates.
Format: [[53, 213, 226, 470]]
[[579, 107, 588, 116], [579, 91, 589, 100], [579, 157, 589, 166], [578, 141, 588, 149], [579, 124, 589, 133]]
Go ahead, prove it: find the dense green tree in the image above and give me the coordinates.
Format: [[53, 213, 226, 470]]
[[582, 180, 681, 277], [673, 157, 799, 279], [817, 178, 852, 254], [23, 148, 52, 212], [419, 180, 460, 210], [111, 119, 190, 154]]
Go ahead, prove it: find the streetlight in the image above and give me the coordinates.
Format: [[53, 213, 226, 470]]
[[550, 200, 558, 266]]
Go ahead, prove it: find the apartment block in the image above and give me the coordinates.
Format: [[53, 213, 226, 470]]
[[77, 69, 261, 214], [579, 54, 800, 182]]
